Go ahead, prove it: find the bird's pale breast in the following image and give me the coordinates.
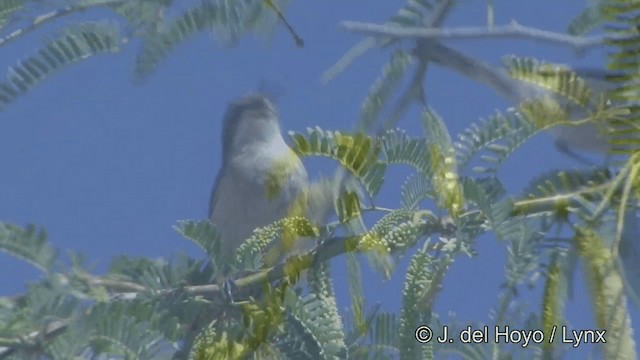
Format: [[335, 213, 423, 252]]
[[210, 143, 308, 260]]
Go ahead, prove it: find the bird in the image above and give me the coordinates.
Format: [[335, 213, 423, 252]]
[[414, 41, 612, 157], [208, 94, 322, 278]]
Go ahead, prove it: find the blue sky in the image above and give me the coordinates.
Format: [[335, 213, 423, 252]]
[[1, 0, 637, 358]]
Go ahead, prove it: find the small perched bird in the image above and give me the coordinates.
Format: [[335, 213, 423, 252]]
[[415, 41, 611, 156], [208, 94, 314, 274]]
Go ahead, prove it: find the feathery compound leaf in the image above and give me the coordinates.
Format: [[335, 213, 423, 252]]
[[84, 302, 165, 359], [601, 2, 640, 157], [400, 174, 434, 209], [0, 223, 56, 272], [107, 254, 202, 291], [421, 108, 463, 218], [567, 0, 608, 35], [521, 168, 613, 200], [455, 109, 536, 171], [367, 311, 399, 352], [573, 227, 636, 360], [305, 263, 347, 359], [234, 216, 318, 271], [134, 0, 281, 81], [461, 177, 513, 234], [398, 242, 435, 359], [273, 288, 354, 359], [174, 220, 221, 264], [504, 56, 595, 109], [289, 128, 387, 197], [189, 324, 248, 359], [541, 255, 568, 356], [0, 0, 24, 30], [189, 320, 251, 360], [379, 128, 432, 177], [359, 50, 413, 131], [388, 0, 438, 26], [514, 168, 614, 217], [21, 276, 79, 325], [0, 21, 120, 110], [335, 190, 363, 224], [134, 3, 217, 82], [346, 253, 365, 338], [615, 207, 640, 305], [508, 59, 629, 157], [269, 312, 327, 359]]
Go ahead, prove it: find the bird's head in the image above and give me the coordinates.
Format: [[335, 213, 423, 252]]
[[220, 94, 283, 163]]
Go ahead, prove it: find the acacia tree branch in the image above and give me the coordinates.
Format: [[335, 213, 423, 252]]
[[0, 214, 447, 358], [341, 20, 606, 53], [0, 179, 612, 358]]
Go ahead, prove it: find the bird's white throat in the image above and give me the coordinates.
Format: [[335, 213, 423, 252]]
[[229, 116, 284, 154]]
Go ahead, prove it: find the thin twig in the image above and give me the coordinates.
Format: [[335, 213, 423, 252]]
[[263, 0, 304, 47], [341, 20, 605, 53]]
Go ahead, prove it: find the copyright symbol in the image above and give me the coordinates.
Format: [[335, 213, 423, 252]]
[[415, 326, 433, 343]]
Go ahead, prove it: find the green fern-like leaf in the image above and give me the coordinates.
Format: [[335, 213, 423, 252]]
[[346, 253, 366, 337], [233, 216, 318, 272], [522, 168, 613, 200], [459, 109, 549, 174], [0, 223, 56, 273], [503, 56, 624, 156], [421, 107, 464, 217], [335, 190, 363, 224], [455, 109, 536, 172], [615, 207, 640, 306], [107, 253, 202, 291], [0, 0, 24, 30], [304, 263, 348, 359], [268, 311, 327, 359], [174, 220, 221, 266], [504, 56, 595, 109], [380, 128, 432, 177], [398, 242, 434, 359], [358, 50, 413, 131], [84, 302, 165, 359], [574, 227, 637, 359], [400, 174, 433, 209], [461, 177, 512, 233], [133, 0, 281, 81], [368, 311, 399, 353], [0, 21, 121, 110], [133, 3, 218, 82], [45, 325, 92, 360], [567, 0, 607, 35], [600, 2, 640, 157], [541, 254, 568, 357], [514, 168, 614, 217], [289, 128, 387, 197]]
